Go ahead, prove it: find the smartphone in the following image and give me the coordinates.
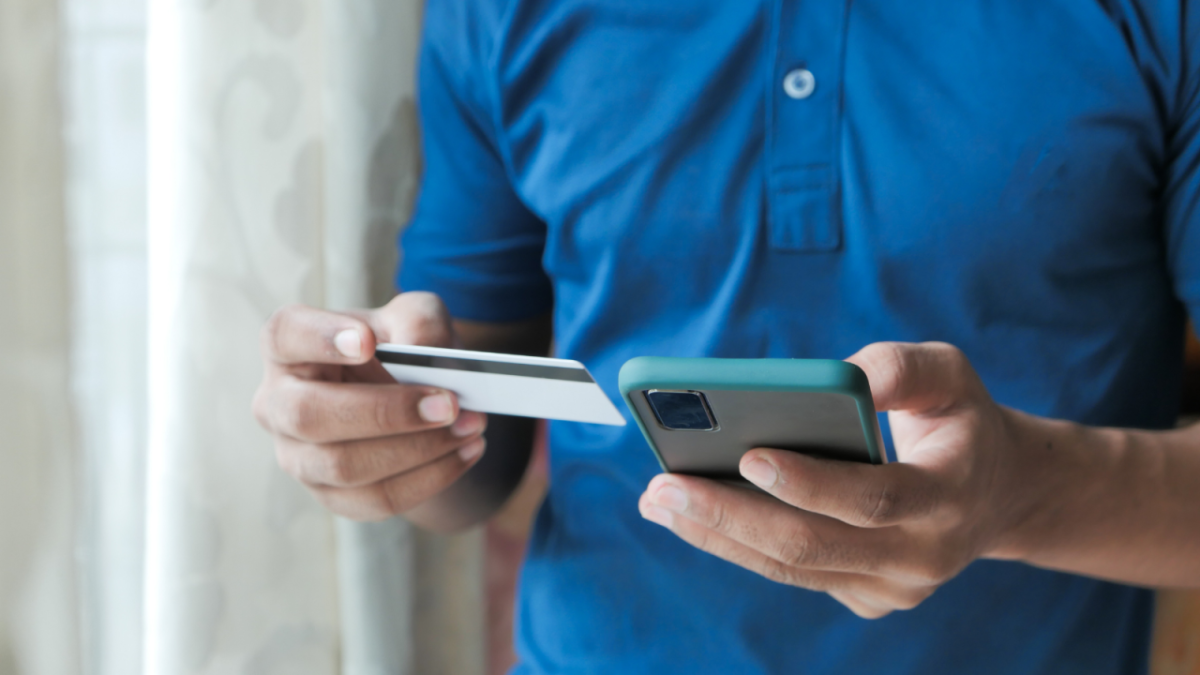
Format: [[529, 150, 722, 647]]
[[619, 357, 886, 482]]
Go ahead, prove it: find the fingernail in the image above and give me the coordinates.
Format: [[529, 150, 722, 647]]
[[451, 411, 486, 437], [741, 458, 778, 489], [334, 329, 362, 359], [458, 438, 486, 462], [651, 484, 689, 513], [641, 504, 675, 528], [418, 393, 454, 423]]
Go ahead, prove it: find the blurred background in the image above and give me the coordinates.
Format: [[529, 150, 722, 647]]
[[0, 1, 1197, 674]]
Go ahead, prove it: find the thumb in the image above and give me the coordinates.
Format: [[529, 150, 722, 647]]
[[261, 304, 377, 366], [367, 291, 456, 348], [846, 342, 986, 415]]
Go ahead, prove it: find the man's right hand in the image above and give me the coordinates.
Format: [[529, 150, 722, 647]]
[[252, 292, 488, 522]]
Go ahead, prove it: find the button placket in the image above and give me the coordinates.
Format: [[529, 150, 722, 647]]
[[767, 0, 849, 252]]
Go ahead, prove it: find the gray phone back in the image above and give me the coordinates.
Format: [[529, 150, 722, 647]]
[[627, 388, 877, 480]]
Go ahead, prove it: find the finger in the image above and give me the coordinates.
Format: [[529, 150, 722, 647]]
[[311, 437, 487, 522], [831, 575, 938, 616], [277, 411, 488, 488], [264, 376, 461, 442], [845, 342, 985, 415], [739, 449, 942, 528], [365, 292, 455, 347], [263, 304, 376, 366], [643, 474, 907, 575], [638, 492, 865, 593], [640, 491, 941, 612], [828, 590, 894, 620]]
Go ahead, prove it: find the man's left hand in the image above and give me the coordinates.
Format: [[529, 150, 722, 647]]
[[638, 342, 1040, 619]]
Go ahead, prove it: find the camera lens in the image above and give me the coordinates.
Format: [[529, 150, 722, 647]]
[[645, 390, 716, 431]]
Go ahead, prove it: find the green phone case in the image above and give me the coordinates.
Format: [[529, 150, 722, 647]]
[[619, 357, 887, 479]]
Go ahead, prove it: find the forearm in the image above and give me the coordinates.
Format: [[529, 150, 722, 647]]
[[990, 410, 1200, 588], [404, 313, 552, 532]]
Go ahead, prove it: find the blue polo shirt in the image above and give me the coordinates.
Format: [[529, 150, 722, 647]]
[[400, 1, 1200, 672]]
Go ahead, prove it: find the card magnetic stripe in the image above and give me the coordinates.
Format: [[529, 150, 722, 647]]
[[375, 350, 594, 383]]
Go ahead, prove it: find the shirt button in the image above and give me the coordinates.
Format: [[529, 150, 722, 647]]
[[783, 68, 816, 100]]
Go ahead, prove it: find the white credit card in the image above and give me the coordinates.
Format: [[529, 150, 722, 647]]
[[375, 343, 627, 426]]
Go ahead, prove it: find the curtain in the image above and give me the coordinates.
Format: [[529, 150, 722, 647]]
[[144, 1, 484, 674], [0, 0, 81, 673], [64, 0, 151, 672], [5, 0, 486, 674]]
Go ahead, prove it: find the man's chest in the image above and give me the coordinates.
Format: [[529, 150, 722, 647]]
[[489, 0, 1167, 282]]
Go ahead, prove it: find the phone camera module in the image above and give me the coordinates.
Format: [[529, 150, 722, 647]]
[[645, 390, 717, 431]]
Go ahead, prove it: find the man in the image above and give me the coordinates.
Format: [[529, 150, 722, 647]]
[[253, 1, 1200, 672]]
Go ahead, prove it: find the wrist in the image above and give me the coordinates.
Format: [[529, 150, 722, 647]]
[[981, 408, 1118, 563]]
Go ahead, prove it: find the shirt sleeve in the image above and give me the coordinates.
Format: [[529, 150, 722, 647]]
[[397, 0, 553, 322], [1163, 6, 1200, 321]]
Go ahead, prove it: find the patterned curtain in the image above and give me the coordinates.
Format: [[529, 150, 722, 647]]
[[144, 1, 483, 673]]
